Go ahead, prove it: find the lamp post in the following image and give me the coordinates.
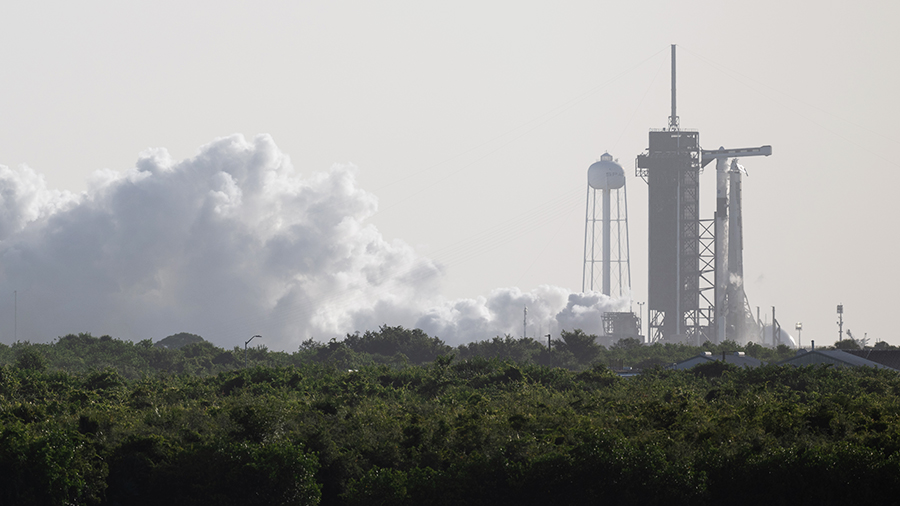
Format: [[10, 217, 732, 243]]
[[245, 335, 261, 368], [545, 334, 552, 367], [795, 322, 802, 349], [837, 304, 843, 342], [637, 302, 645, 342]]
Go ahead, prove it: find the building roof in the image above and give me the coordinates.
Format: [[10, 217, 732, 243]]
[[777, 349, 895, 370], [843, 350, 900, 370], [669, 351, 762, 370]]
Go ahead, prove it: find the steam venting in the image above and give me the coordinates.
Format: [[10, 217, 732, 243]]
[[0, 134, 626, 349]]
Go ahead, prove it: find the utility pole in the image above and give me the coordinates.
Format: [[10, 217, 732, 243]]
[[756, 307, 762, 343], [245, 335, 261, 368], [772, 307, 776, 346], [523, 306, 527, 339], [637, 301, 645, 342]]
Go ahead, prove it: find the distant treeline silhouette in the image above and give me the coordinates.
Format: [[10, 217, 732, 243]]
[[0, 325, 814, 377]]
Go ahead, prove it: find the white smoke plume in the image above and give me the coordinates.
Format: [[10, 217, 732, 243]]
[[416, 287, 627, 344], [0, 134, 627, 349]]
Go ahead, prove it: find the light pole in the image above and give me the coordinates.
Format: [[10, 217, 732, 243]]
[[795, 322, 802, 349], [245, 335, 261, 368], [837, 304, 843, 342], [637, 302, 645, 342]]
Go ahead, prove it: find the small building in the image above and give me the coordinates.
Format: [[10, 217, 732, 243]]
[[669, 351, 762, 370], [776, 349, 895, 370]]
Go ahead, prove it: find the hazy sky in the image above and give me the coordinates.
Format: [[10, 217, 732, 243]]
[[0, 1, 897, 349]]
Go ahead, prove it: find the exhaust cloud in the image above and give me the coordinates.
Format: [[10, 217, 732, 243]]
[[0, 135, 626, 349]]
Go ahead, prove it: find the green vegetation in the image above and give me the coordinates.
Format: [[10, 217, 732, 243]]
[[0, 326, 799, 377], [154, 332, 206, 349], [0, 329, 895, 504]]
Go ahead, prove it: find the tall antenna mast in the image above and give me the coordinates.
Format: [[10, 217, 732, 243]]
[[668, 44, 679, 131]]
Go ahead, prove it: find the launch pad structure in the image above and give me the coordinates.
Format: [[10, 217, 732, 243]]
[[636, 45, 771, 344]]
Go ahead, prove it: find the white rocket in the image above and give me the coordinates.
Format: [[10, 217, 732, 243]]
[[701, 145, 771, 342]]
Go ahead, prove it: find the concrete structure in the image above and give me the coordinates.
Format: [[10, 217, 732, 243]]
[[601, 312, 640, 341]]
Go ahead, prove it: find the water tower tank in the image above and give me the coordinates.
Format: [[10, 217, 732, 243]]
[[588, 153, 625, 190], [583, 151, 630, 297]]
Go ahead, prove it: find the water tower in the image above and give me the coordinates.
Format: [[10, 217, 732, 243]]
[[583, 152, 630, 297]]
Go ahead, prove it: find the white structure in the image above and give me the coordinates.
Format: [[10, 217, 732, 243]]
[[700, 145, 771, 343], [762, 324, 797, 348], [583, 152, 630, 296]]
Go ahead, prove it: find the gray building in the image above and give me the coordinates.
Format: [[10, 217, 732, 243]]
[[669, 351, 762, 370], [776, 349, 895, 370], [843, 349, 900, 370]]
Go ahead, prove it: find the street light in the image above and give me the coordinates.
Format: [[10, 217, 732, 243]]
[[245, 335, 261, 368], [795, 323, 802, 349], [637, 302, 645, 342], [837, 304, 843, 341]]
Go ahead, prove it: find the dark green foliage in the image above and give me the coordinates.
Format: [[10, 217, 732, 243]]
[[14, 348, 47, 371], [456, 335, 548, 364], [574, 363, 620, 388], [0, 327, 803, 377], [4, 330, 900, 504], [689, 360, 737, 379], [556, 329, 601, 364], [0, 356, 899, 504], [834, 339, 861, 350], [106, 437, 320, 506], [0, 423, 107, 505], [743, 341, 796, 362], [155, 332, 206, 349], [342, 325, 453, 364]]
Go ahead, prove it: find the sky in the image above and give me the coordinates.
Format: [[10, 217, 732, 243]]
[[0, 1, 897, 350]]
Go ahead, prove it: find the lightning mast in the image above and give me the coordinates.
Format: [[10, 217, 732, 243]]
[[636, 45, 704, 342], [669, 44, 679, 131]]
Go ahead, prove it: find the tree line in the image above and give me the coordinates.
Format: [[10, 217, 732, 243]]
[[2, 351, 900, 504], [2, 328, 897, 504], [0, 326, 808, 377]]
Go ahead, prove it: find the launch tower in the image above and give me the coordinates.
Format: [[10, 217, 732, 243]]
[[636, 46, 710, 343], [636, 45, 771, 344]]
